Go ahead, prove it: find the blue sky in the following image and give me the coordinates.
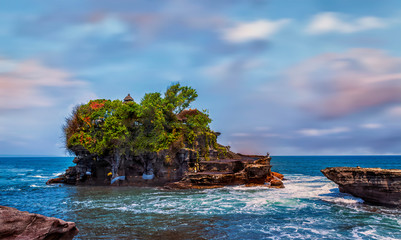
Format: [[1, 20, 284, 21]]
[[0, 0, 400, 156]]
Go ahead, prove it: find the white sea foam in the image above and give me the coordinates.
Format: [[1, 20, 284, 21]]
[[32, 175, 48, 179], [52, 172, 64, 177], [4, 187, 21, 191]]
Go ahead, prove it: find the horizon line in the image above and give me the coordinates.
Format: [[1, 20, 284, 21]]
[[1, 154, 400, 158]]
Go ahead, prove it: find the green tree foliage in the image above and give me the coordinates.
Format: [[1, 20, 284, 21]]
[[64, 84, 219, 161]]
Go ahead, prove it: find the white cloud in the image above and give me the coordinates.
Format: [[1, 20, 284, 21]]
[[298, 127, 350, 136], [306, 12, 386, 34], [360, 123, 383, 129], [222, 19, 291, 43]]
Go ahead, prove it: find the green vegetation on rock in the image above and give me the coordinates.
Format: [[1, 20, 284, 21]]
[[64, 84, 223, 165]]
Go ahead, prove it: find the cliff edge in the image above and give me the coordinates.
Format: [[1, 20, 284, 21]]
[[321, 167, 401, 207]]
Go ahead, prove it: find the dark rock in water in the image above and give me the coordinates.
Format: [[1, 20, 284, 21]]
[[270, 179, 285, 188], [46, 177, 64, 185], [321, 167, 401, 207], [0, 205, 79, 240]]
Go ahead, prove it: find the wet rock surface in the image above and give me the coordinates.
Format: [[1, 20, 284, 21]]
[[0, 205, 79, 240], [167, 155, 284, 189], [47, 149, 284, 189], [321, 167, 401, 207]]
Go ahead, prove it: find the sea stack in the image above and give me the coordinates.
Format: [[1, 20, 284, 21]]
[[321, 167, 401, 207], [48, 84, 284, 189]]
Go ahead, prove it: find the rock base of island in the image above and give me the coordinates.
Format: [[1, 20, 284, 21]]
[[47, 151, 284, 189]]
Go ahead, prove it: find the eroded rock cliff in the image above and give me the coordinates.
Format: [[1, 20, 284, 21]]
[[48, 151, 283, 189], [321, 167, 401, 207]]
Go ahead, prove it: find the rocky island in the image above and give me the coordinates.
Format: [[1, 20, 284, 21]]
[[47, 84, 283, 189], [321, 167, 401, 207]]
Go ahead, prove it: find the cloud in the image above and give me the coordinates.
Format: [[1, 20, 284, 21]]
[[298, 127, 350, 137], [288, 48, 401, 118], [60, 16, 131, 41], [387, 106, 401, 116], [231, 132, 252, 137], [0, 58, 92, 111], [203, 58, 264, 83], [306, 12, 387, 34], [254, 126, 270, 131], [360, 123, 383, 129], [222, 19, 290, 43]]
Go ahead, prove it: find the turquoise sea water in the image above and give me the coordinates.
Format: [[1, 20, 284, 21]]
[[0, 156, 400, 239]]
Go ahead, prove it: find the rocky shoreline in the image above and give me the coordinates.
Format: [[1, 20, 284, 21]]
[[0, 206, 79, 240], [321, 167, 401, 207]]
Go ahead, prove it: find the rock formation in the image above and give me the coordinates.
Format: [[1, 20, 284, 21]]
[[0, 206, 79, 240], [321, 167, 401, 207], [48, 85, 284, 189], [165, 155, 284, 189]]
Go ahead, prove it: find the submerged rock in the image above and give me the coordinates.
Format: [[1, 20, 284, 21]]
[[0, 205, 79, 240], [321, 167, 401, 207]]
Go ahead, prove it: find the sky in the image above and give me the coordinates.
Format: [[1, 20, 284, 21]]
[[0, 0, 400, 156]]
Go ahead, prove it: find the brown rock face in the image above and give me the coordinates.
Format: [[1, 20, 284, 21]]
[[165, 155, 284, 189], [0, 206, 79, 240], [321, 167, 401, 207], [271, 172, 284, 180]]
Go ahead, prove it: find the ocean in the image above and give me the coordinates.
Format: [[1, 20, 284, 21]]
[[1, 156, 400, 239]]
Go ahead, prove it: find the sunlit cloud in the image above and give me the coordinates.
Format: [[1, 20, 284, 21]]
[[0, 58, 93, 111], [306, 12, 387, 34], [222, 19, 291, 43], [288, 48, 401, 118]]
